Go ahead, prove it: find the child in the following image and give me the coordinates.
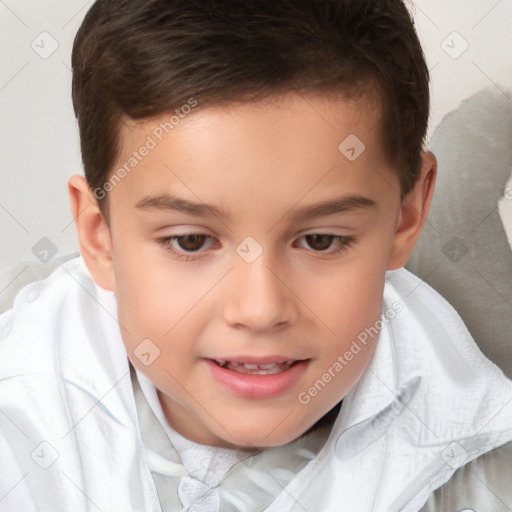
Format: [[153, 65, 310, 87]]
[[1, 0, 512, 510]]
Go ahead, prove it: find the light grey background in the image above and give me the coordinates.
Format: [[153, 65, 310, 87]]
[[1, 0, 511, 268]]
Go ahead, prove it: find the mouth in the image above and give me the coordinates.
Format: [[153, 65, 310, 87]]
[[212, 359, 298, 375], [205, 357, 310, 399]]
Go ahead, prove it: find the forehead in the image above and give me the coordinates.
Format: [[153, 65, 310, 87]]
[[117, 91, 383, 159], [109, 92, 394, 215]]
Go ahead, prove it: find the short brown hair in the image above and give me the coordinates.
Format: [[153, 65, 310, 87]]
[[72, 0, 430, 224]]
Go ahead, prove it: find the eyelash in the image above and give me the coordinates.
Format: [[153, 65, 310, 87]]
[[156, 233, 356, 261]]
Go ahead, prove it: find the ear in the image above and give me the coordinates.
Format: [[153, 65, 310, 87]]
[[387, 151, 437, 270], [67, 174, 116, 291]]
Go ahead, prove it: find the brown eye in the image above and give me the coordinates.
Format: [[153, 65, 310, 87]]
[[304, 234, 335, 251], [295, 233, 357, 258], [176, 234, 208, 251], [157, 234, 218, 261]]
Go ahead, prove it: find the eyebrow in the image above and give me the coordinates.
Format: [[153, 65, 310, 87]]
[[135, 193, 376, 221]]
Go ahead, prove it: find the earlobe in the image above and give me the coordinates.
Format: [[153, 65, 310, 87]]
[[67, 174, 116, 291], [387, 151, 437, 271]]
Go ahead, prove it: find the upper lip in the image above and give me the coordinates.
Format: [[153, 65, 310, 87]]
[[209, 356, 307, 365]]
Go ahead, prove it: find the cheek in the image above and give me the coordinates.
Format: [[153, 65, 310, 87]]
[[114, 251, 189, 326], [113, 256, 210, 371], [305, 265, 384, 405], [303, 257, 385, 340]]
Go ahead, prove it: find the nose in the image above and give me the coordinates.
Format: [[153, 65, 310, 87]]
[[222, 252, 299, 332]]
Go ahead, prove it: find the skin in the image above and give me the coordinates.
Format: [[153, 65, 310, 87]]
[[68, 92, 436, 450]]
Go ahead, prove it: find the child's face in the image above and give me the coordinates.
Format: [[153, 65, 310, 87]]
[[89, 93, 419, 449]]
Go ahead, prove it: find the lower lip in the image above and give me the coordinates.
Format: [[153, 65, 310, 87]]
[[205, 359, 310, 399]]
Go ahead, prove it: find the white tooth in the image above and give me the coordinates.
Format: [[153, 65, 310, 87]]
[[216, 360, 226, 366], [243, 363, 259, 370], [230, 361, 240, 367], [259, 363, 276, 369], [229, 365, 287, 375], [286, 360, 295, 365]]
